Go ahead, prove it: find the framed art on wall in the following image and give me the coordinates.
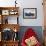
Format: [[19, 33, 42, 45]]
[[2, 10, 9, 15], [23, 8, 37, 19]]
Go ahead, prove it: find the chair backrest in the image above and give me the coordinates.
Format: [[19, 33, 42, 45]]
[[21, 28, 40, 46]]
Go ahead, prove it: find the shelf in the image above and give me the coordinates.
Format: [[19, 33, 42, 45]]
[[0, 7, 19, 16], [2, 40, 19, 43], [0, 24, 20, 32], [0, 7, 19, 9], [1, 15, 19, 24], [0, 7, 19, 24], [0, 7, 19, 46]]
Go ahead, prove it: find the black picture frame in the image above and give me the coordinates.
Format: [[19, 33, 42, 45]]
[[23, 8, 37, 19]]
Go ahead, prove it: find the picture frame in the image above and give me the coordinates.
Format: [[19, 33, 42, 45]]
[[9, 10, 18, 15], [23, 8, 37, 19], [2, 10, 9, 15]]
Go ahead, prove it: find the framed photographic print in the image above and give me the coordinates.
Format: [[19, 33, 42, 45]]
[[9, 9, 18, 15], [23, 8, 37, 19], [2, 10, 9, 15]]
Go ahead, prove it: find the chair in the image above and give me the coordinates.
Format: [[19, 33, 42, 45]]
[[21, 28, 41, 46]]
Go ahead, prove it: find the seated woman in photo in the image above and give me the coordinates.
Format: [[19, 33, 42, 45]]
[[21, 28, 41, 46]]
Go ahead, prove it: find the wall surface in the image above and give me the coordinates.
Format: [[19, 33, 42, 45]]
[[18, 0, 44, 26], [0, 0, 44, 26]]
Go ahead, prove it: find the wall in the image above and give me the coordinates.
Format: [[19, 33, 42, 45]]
[[18, 0, 44, 26], [0, 0, 44, 26]]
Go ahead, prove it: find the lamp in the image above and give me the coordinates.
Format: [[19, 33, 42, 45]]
[[13, 28, 18, 41], [14, 28, 17, 32], [15, 0, 17, 7]]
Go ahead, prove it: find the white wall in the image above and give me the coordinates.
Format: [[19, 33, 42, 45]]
[[0, 0, 44, 26]]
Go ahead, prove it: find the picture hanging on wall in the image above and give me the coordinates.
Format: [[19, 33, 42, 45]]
[[23, 8, 37, 19]]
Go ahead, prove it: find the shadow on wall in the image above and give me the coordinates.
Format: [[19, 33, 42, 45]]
[[18, 26, 44, 45]]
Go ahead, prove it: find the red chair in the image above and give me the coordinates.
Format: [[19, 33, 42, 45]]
[[21, 28, 41, 46]]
